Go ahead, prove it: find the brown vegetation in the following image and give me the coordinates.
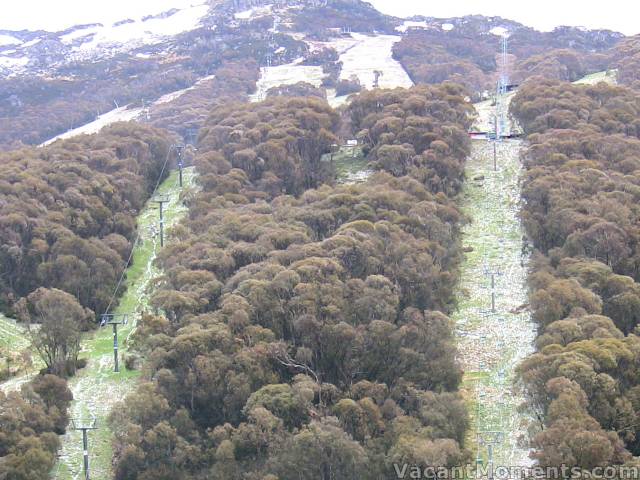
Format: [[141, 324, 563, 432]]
[[512, 79, 640, 466], [0, 123, 173, 317], [110, 85, 473, 478], [147, 60, 260, 141], [393, 19, 622, 97], [0, 375, 73, 479], [610, 35, 640, 89]]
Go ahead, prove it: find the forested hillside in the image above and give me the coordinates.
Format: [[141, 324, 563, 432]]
[[0, 13, 303, 148], [0, 375, 73, 478], [609, 35, 640, 88], [512, 79, 640, 466], [109, 86, 473, 479], [393, 17, 621, 96], [0, 123, 175, 478], [146, 60, 260, 140], [0, 123, 173, 318], [3, 1, 640, 478]]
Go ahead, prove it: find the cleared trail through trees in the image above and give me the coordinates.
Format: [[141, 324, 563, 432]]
[[53, 167, 198, 480], [0, 313, 37, 391], [453, 98, 536, 469]]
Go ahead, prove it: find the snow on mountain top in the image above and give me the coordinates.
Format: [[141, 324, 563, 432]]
[[395, 20, 429, 33], [0, 0, 205, 31], [60, 26, 102, 44], [0, 55, 31, 76], [70, 4, 209, 54], [441, 23, 454, 31], [490, 26, 510, 36], [235, 5, 273, 20], [0, 34, 21, 46]]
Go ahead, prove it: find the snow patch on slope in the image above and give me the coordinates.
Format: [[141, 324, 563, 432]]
[[235, 4, 273, 20], [41, 106, 143, 146], [22, 38, 42, 47], [71, 3, 209, 55], [154, 74, 216, 104], [250, 62, 325, 102], [0, 55, 29, 74], [395, 20, 428, 33], [0, 34, 21, 46], [490, 26, 510, 37], [40, 74, 217, 146], [305, 33, 413, 91], [335, 34, 413, 89]]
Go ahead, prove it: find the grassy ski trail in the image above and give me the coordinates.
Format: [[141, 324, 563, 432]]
[[52, 167, 197, 480], [0, 313, 37, 389], [453, 102, 535, 469]]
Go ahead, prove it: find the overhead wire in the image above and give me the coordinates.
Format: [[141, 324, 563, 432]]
[[102, 144, 176, 316]]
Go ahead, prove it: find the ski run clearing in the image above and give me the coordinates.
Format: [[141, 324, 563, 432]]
[[250, 62, 326, 102], [453, 100, 535, 467], [331, 33, 413, 90], [0, 169, 198, 479], [53, 167, 198, 480], [573, 69, 618, 85], [252, 33, 413, 106], [0, 313, 36, 392], [40, 106, 144, 146], [40, 74, 215, 146]]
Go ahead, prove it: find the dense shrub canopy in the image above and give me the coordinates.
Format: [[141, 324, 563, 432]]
[[512, 79, 640, 465], [393, 19, 621, 97], [0, 123, 173, 316], [111, 85, 473, 479], [0, 375, 73, 479]]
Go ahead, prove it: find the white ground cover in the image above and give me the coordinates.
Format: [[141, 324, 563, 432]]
[[490, 26, 510, 36], [250, 62, 326, 102], [41, 74, 216, 146], [0, 55, 28, 71], [62, 3, 209, 55], [0, 34, 21, 46], [41, 106, 144, 146], [254, 33, 414, 105], [342, 168, 373, 184], [395, 20, 429, 33], [332, 33, 413, 89], [234, 4, 273, 20]]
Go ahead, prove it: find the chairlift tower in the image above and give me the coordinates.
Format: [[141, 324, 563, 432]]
[[141, 98, 150, 121], [495, 33, 510, 140], [483, 264, 503, 313], [152, 194, 170, 247], [101, 313, 129, 372], [71, 416, 98, 480], [477, 431, 505, 478], [175, 144, 185, 187], [373, 70, 383, 89], [185, 128, 198, 146]]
